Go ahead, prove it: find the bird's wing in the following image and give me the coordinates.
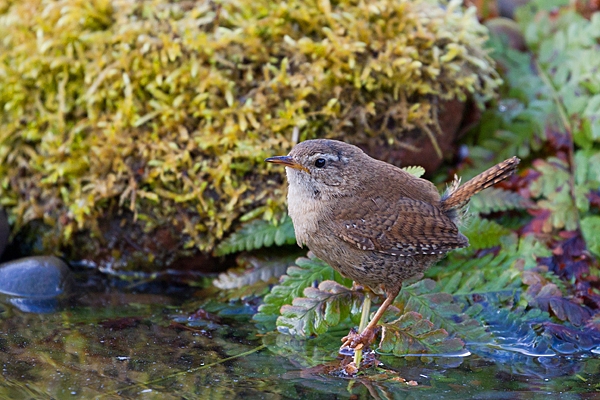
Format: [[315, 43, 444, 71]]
[[332, 196, 468, 256]]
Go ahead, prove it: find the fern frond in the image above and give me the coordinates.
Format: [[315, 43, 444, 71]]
[[439, 268, 519, 298], [581, 216, 600, 257], [213, 255, 295, 290], [461, 217, 512, 250], [470, 187, 531, 214], [253, 254, 352, 331], [215, 215, 296, 256], [277, 280, 363, 336]]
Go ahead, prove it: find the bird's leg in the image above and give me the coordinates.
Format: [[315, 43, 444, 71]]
[[341, 285, 401, 350], [350, 290, 372, 367]]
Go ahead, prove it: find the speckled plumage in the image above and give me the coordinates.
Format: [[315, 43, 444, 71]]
[[266, 139, 519, 348]]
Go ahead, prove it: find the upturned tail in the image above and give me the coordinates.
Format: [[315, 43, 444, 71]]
[[440, 156, 520, 212]]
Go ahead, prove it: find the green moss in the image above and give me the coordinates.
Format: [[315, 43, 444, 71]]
[[0, 0, 500, 259]]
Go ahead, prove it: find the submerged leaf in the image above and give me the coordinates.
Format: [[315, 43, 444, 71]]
[[379, 311, 465, 356], [471, 295, 600, 356], [397, 279, 492, 343], [472, 306, 557, 356]]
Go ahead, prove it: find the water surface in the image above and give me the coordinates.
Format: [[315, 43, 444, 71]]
[[0, 276, 597, 399]]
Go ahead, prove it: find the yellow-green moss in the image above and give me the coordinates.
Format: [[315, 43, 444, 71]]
[[0, 0, 500, 256]]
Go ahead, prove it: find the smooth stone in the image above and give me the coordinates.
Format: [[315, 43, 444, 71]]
[[0, 208, 8, 258], [497, 0, 530, 19], [0, 256, 73, 298], [485, 18, 527, 52]]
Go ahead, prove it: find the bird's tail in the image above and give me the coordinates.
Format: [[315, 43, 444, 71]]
[[440, 156, 520, 212]]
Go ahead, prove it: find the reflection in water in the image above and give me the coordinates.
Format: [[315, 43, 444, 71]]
[[0, 281, 599, 398], [5, 297, 59, 314]]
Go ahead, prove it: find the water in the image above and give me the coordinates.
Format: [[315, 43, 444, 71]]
[[0, 279, 598, 399]]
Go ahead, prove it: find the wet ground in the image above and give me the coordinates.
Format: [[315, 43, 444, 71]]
[[0, 270, 598, 399]]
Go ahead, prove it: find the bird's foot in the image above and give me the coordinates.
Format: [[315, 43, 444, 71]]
[[339, 326, 380, 354]]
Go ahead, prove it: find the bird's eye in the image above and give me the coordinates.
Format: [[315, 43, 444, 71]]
[[314, 158, 326, 168]]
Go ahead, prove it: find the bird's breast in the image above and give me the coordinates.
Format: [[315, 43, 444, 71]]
[[286, 181, 327, 247]]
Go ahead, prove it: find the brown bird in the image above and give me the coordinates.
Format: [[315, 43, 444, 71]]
[[266, 139, 519, 350]]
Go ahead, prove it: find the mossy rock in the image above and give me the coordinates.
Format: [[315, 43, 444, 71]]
[[0, 0, 500, 272]]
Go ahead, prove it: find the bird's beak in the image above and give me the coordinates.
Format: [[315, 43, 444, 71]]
[[265, 156, 309, 173]]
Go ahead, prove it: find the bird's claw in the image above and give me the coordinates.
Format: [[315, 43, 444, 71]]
[[339, 326, 379, 354]]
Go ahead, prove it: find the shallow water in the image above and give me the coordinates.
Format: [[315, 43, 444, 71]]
[[0, 279, 598, 399]]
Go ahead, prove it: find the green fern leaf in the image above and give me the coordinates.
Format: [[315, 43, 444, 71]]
[[512, 234, 552, 269], [277, 280, 364, 336], [434, 251, 517, 286], [529, 158, 579, 231], [402, 166, 425, 178], [253, 254, 352, 331], [529, 159, 569, 198], [469, 188, 530, 214], [215, 215, 296, 256], [575, 149, 600, 190], [581, 216, 600, 257], [379, 311, 465, 356], [439, 268, 519, 298], [430, 234, 549, 290], [462, 217, 511, 250]]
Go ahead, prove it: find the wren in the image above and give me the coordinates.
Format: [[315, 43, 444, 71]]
[[266, 139, 519, 350]]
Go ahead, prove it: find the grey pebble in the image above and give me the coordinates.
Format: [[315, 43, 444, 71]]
[[0, 256, 73, 298]]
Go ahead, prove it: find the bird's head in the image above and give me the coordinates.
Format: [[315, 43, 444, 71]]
[[266, 139, 369, 199]]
